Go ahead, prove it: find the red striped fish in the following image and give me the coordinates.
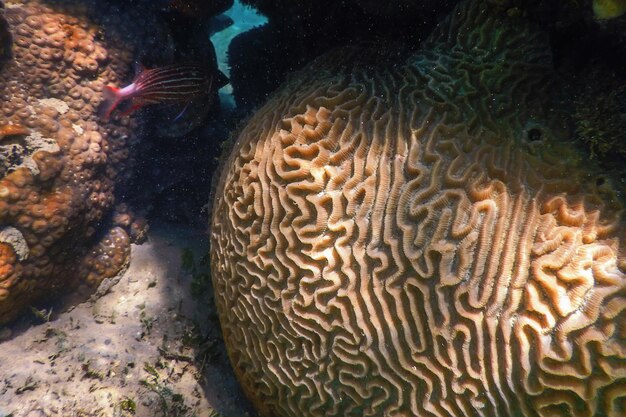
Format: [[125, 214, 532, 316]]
[[101, 63, 213, 120]]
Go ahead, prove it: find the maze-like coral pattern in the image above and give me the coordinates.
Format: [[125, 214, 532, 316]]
[[0, 0, 154, 323], [210, 1, 626, 416]]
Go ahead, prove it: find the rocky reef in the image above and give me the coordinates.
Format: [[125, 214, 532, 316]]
[[0, 0, 165, 324], [210, 1, 626, 416]]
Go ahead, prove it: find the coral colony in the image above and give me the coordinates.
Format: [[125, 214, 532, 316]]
[[210, 1, 626, 416], [0, 2, 140, 323]]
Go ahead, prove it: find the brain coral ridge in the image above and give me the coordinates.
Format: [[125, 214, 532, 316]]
[[0, 0, 157, 324], [210, 1, 626, 417]]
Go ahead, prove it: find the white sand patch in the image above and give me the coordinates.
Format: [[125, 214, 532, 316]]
[[0, 224, 257, 417]]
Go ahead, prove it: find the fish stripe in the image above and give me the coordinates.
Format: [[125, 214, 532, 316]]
[[139, 73, 210, 85], [141, 83, 207, 90], [139, 72, 202, 86], [131, 63, 213, 105], [141, 90, 207, 98], [139, 84, 208, 95], [150, 84, 204, 89], [140, 64, 201, 75], [139, 86, 207, 94], [137, 83, 207, 93], [140, 84, 211, 99], [138, 66, 206, 84], [138, 76, 208, 88], [139, 78, 207, 88], [102, 63, 215, 119], [137, 73, 206, 86], [141, 91, 206, 99]]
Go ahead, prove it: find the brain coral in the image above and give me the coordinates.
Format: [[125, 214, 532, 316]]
[[209, 1, 626, 416], [0, 0, 158, 324]]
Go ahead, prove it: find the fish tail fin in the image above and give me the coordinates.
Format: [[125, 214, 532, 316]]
[[99, 85, 122, 121]]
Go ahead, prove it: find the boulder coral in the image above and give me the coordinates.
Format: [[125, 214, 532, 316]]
[[0, 0, 158, 324], [210, 1, 626, 416]]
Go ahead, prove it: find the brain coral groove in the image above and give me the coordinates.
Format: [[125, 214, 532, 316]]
[[210, 1, 626, 416]]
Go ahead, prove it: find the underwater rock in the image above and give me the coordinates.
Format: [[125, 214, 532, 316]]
[[210, 1, 626, 416], [0, 0, 166, 324]]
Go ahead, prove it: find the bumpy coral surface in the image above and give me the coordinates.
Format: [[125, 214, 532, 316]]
[[0, 0, 145, 323], [210, 1, 626, 416]]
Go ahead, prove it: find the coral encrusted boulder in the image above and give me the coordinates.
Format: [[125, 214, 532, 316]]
[[0, 0, 158, 324], [210, 1, 626, 416]]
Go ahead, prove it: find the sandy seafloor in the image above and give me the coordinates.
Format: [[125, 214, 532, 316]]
[[0, 223, 258, 417]]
